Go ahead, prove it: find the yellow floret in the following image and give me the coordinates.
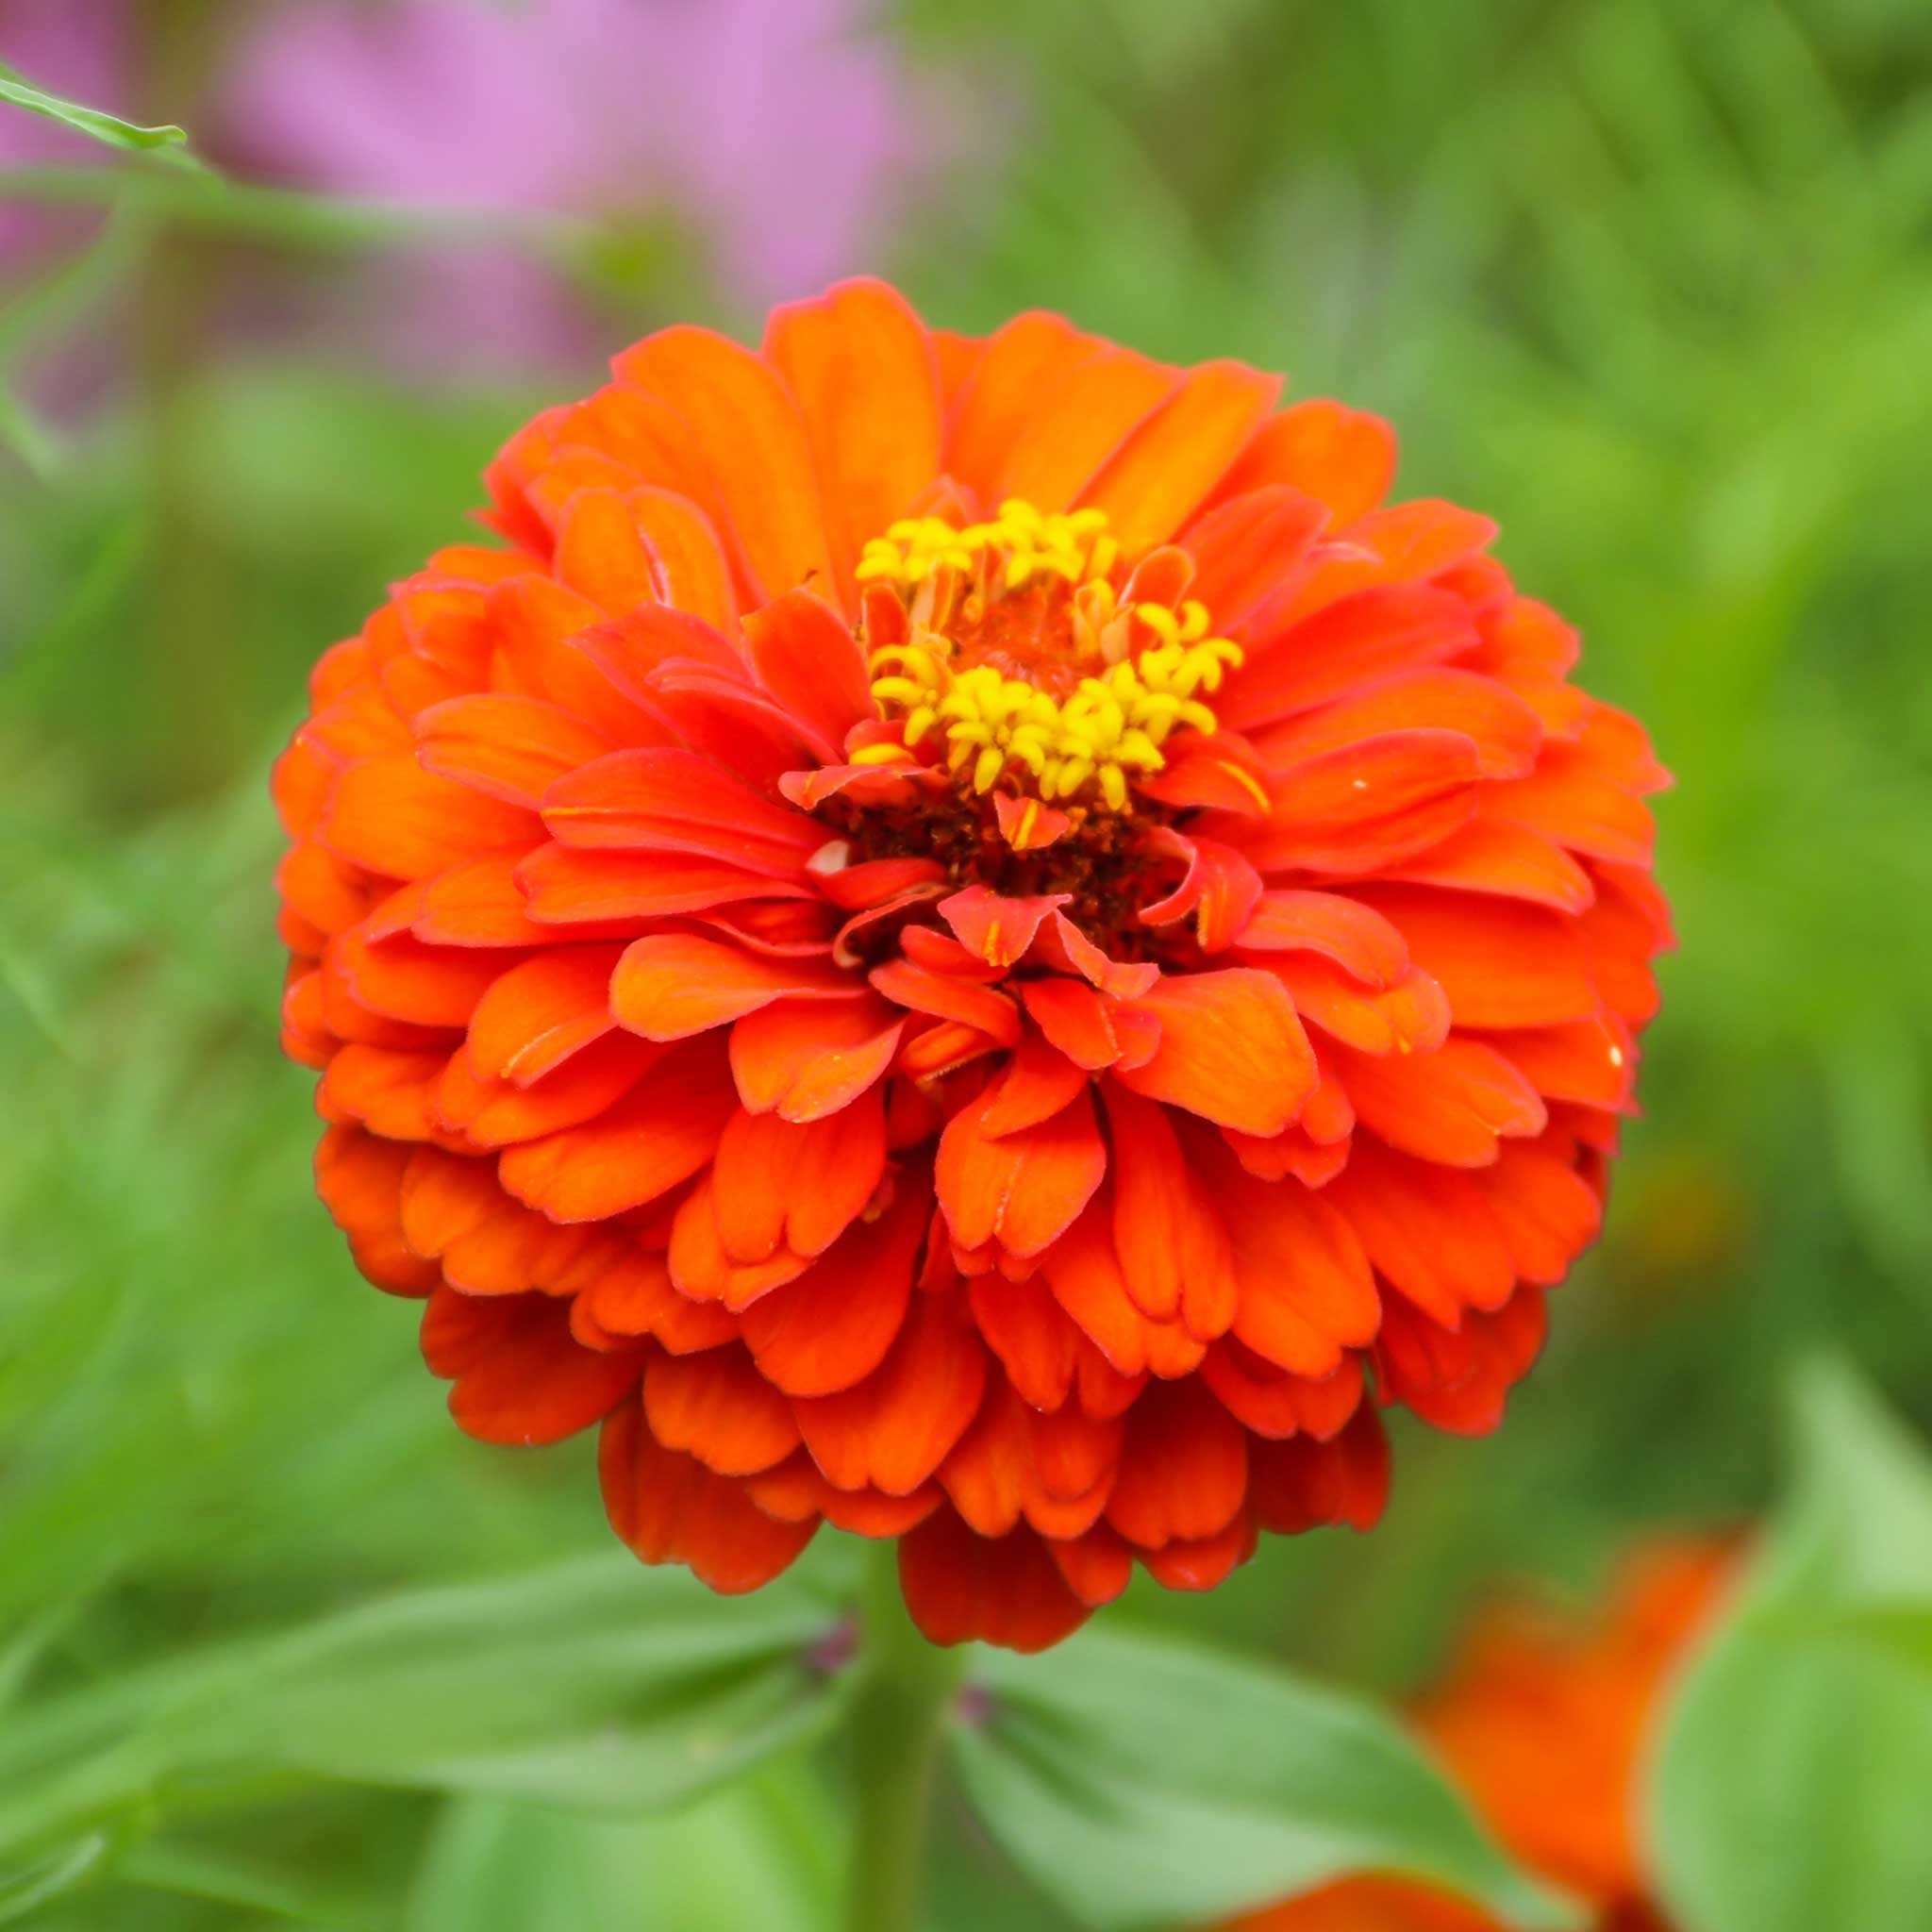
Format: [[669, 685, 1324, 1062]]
[[859, 502, 1244, 810]]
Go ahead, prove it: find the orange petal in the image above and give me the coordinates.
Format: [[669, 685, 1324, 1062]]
[[728, 993, 907, 1123], [978, 1030, 1090, 1138], [665, 1167, 814, 1309], [1337, 1037, 1548, 1168], [995, 342, 1179, 510], [1577, 861, 1670, 1024], [1079, 360, 1282, 552], [321, 756, 537, 880], [1280, 500, 1498, 623], [741, 589, 874, 753], [1248, 1401, 1390, 1532], [599, 1399, 818, 1591], [466, 943, 623, 1083], [627, 486, 739, 631], [612, 933, 858, 1041], [1113, 970, 1315, 1138], [422, 1288, 641, 1445], [320, 1044, 451, 1143], [1225, 730, 1482, 876], [1105, 1377, 1248, 1549], [552, 488, 666, 613], [1020, 977, 1124, 1071], [936, 1083, 1106, 1260], [1102, 1084, 1236, 1336], [1476, 1141, 1603, 1286], [1044, 1524, 1136, 1608], [314, 1124, 441, 1295], [1257, 669, 1541, 782], [1377, 1285, 1548, 1435], [1347, 883, 1599, 1028], [795, 1289, 988, 1495], [897, 1512, 1091, 1652], [738, 1181, 925, 1396], [541, 746, 822, 874], [1484, 1014, 1636, 1109], [1039, 1192, 1206, 1380], [1234, 889, 1410, 986], [332, 919, 508, 1029], [581, 1248, 736, 1354], [869, 957, 1021, 1045], [942, 312, 1098, 498], [969, 1272, 1081, 1409], [1268, 957, 1451, 1058], [1179, 485, 1330, 632], [497, 1038, 737, 1221], [1375, 816, 1594, 915], [1202, 1343, 1366, 1441], [762, 277, 941, 593], [1484, 746, 1656, 867], [517, 842, 808, 924], [939, 886, 1071, 971], [1219, 1164, 1380, 1376], [438, 1031, 659, 1150], [1204, 398, 1397, 525], [1140, 1513, 1257, 1591], [643, 1344, 801, 1475], [1325, 1141, 1516, 1324], [413, 693, 613, 811], [613, 325, 838, 613], [1222, 584, 1475, 730], [710, 1091, 888, 1262], [415, 852, 618, 947]]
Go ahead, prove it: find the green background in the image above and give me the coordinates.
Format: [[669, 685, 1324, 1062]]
[[5, 1, 1932, 1925]]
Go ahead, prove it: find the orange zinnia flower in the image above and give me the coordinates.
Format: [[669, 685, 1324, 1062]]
[[1228, 1539, 1734, 1931], [275, 278, 1670, 1650]]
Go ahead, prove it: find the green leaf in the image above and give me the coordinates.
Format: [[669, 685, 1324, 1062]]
[[0, 63, 201, 166], [0, 1833, 111, 1926], [1650, 1357, 1932, 1932], [0, 1554, 853, 1873], [403, 1761, 839, 1932], [953, 1624, 1580, 1931]]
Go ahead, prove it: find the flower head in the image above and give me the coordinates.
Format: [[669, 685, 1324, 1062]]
[[275, 279, 1671, 1650], [1229, 1539, 1734, 1930]]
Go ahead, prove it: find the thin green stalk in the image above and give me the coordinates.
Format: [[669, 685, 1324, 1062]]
[[843, 1544, 966, 1932]]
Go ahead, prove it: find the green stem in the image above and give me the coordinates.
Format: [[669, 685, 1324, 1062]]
[[844, 1544, 965, 1932]]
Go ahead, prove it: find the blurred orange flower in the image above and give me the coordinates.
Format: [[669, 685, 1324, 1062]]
[[1230, 1540, 1735, 1931], [275, 278, 1669, 1649]]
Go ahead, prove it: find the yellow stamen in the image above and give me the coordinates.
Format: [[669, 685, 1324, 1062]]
[[859, 501, 1243, 811]]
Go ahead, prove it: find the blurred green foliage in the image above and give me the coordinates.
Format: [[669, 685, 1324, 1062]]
[[4, 0, 1932, 1924]]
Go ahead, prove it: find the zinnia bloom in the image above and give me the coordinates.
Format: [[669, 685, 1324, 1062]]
[[275, 278, 1670, 1650], [1228, 1539, 1734, 1931]]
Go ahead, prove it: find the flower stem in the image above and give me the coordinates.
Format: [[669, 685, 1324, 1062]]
[[844, 1542, 965, 1932]]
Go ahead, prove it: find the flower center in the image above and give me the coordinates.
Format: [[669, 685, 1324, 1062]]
[[854, 500, 1241, 813]]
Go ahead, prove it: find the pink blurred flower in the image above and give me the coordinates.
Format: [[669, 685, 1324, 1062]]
[[225, 0, 931, 334], [4, 0, 948, 379], [1, 0, 129, 255]]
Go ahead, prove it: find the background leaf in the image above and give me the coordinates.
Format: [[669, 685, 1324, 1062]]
[[1649, 1359, 1932, 1932], [953, 1626, 1579, 1930], [0, 62, 199, 165], [0, 1554, 853, 1888], [401, 1761, 839, 1932]]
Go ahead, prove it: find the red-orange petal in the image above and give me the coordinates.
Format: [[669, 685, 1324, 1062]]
[[599, 1399, 818, 1592], [422, 1288, 641, 1445], [762, 277, 941, 594], [739, 1180, 925, 1396], [1113, 971, 1315, 1138], [897, 1512, 1091, 1651]]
